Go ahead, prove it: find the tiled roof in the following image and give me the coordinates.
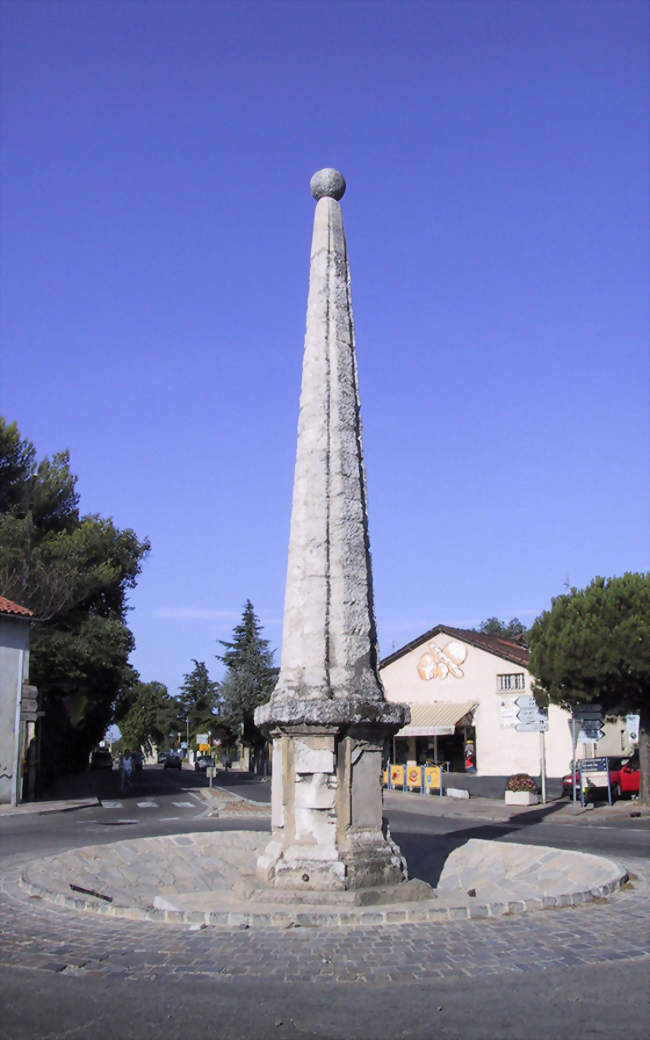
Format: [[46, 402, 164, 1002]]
[[380, 624, 529, 670], [0, 595, 33, 618]]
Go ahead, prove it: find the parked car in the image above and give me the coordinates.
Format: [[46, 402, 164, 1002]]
[[90, 748, 113, 770], [163, 752, 182, 770], [562, 755, 639, 800], [614, 753, 640, 798], [132, 751, 144, 772], [194, 755, 213, 773], [157, 751, 168, 764]]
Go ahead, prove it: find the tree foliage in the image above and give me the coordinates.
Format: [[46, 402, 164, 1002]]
[[478, 617, 528, 642], [118, 681, 178, 755], [528, 573, 650, 803], [0, 418, 150, 778], [177, 659, 221, 741], [218, 600, 277, 751]]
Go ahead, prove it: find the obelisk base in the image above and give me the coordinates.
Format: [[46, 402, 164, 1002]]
[[254, 707, 408, 892]]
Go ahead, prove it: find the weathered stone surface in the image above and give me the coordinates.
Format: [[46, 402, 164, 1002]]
[[259, 185, 391, 714], [255, 695, 408, 729], [17, 831, 628, 927], [254, 173, 409, 892], [310, 167, 346, 200]]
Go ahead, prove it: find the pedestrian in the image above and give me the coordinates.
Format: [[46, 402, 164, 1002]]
[[120, 749, 133, 793]]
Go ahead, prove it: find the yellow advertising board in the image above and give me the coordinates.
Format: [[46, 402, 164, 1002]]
[[424, 765, 442, 790], [389, 764, 405, 788]]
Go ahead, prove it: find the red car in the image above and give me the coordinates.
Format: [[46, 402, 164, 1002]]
[[614, 754, 640, 798], [562, 754, 640, 800]]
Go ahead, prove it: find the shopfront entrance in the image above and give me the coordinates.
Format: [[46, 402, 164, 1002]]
[[391, 705, 477, 773]]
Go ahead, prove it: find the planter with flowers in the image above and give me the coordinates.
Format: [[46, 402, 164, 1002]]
[[504, 774, 540, 805]]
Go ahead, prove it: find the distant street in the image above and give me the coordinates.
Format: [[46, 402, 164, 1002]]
[[2, 764, 648, 877], [1, 767, 648, 1040]]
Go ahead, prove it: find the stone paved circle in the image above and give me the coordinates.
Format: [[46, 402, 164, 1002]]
[[17, 831, 628, 928], [1, 850, 648, 985]]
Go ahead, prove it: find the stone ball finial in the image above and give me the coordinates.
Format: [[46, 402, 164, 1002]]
[[310, 168, 346, 201]]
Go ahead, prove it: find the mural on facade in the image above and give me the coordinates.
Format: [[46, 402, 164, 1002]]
[[417, 641, 468, 681]]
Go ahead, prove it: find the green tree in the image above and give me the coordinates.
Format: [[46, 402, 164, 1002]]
[[218, 600, 277, 770], [118, 681, 177, 755], [478, 617, 528, 642], [177, 659, 220, 743], [528, 573, 650, 804], [0, 418, 150, 778]]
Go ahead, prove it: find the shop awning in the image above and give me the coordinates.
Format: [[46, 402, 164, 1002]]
[[396, 701, 477, 737]]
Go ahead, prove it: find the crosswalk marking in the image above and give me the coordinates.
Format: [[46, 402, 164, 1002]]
[[98, 799, 199, 813]]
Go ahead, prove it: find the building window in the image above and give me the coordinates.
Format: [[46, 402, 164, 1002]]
[[497, 673, 525, 691]]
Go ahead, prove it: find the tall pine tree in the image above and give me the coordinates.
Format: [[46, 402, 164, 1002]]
[[218, 600, 276, 768], [177, 659, 220, 743]]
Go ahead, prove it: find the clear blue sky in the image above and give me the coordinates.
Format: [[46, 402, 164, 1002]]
[[2, 0, 648, 698]]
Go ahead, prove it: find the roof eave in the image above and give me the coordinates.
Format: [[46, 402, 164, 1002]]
[[380, 624, 529, 670]]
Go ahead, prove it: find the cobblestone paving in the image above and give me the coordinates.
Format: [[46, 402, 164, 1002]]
[[1, 853, 648, 985]]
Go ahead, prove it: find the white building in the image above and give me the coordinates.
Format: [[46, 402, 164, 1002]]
[[380, 625, 636, 783], [380, 624, 573, 780]]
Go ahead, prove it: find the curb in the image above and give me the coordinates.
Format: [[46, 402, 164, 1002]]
[[17, 830, 630, 930], [18, 870, 628, 928], [198, 786, 271, 815], [0, 798, 98, 818]]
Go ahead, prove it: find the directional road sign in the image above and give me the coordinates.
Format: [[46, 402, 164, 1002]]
[[515, 721, 549, 733], [572, 704, 602, 717], [576, 727, 604, 744], [580, 721, 604, 738], [517, 706, 546, 721], [515, 696, 537, 709], [515, 695, 548, 728]]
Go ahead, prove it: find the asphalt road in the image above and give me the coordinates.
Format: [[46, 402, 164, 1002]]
[[1, 767, 648, 1040], [4, 765, 648, 869]]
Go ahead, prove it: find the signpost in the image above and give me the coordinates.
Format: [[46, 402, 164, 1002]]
[[578, 721, 604, 742], [570, 705, 603, 813], [578, 756, 611, 807], [514, 696, 548, 802]]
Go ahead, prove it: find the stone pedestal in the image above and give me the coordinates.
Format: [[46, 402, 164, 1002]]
[[256, 704, 407, 891]]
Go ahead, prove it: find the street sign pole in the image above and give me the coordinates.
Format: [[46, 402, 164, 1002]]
[[539, 727, 547, 804], [572, 717, 578, 815]]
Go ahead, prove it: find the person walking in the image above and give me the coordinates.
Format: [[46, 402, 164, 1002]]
[[120, 749, 133, 794]]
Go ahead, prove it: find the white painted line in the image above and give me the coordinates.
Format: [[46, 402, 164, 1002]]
[[159, 817, 181, 822], [172, 801, 194, 808], [100, 801, 123, 809], [136, 801, 158, 808]]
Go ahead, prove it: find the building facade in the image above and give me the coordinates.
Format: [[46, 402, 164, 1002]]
[[0, 596, 33, 804], [380, 625, 637, 783], [380, 625, 572, 780]]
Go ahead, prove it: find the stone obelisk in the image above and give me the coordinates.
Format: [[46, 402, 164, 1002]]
[[255, 169, 409, 892]]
